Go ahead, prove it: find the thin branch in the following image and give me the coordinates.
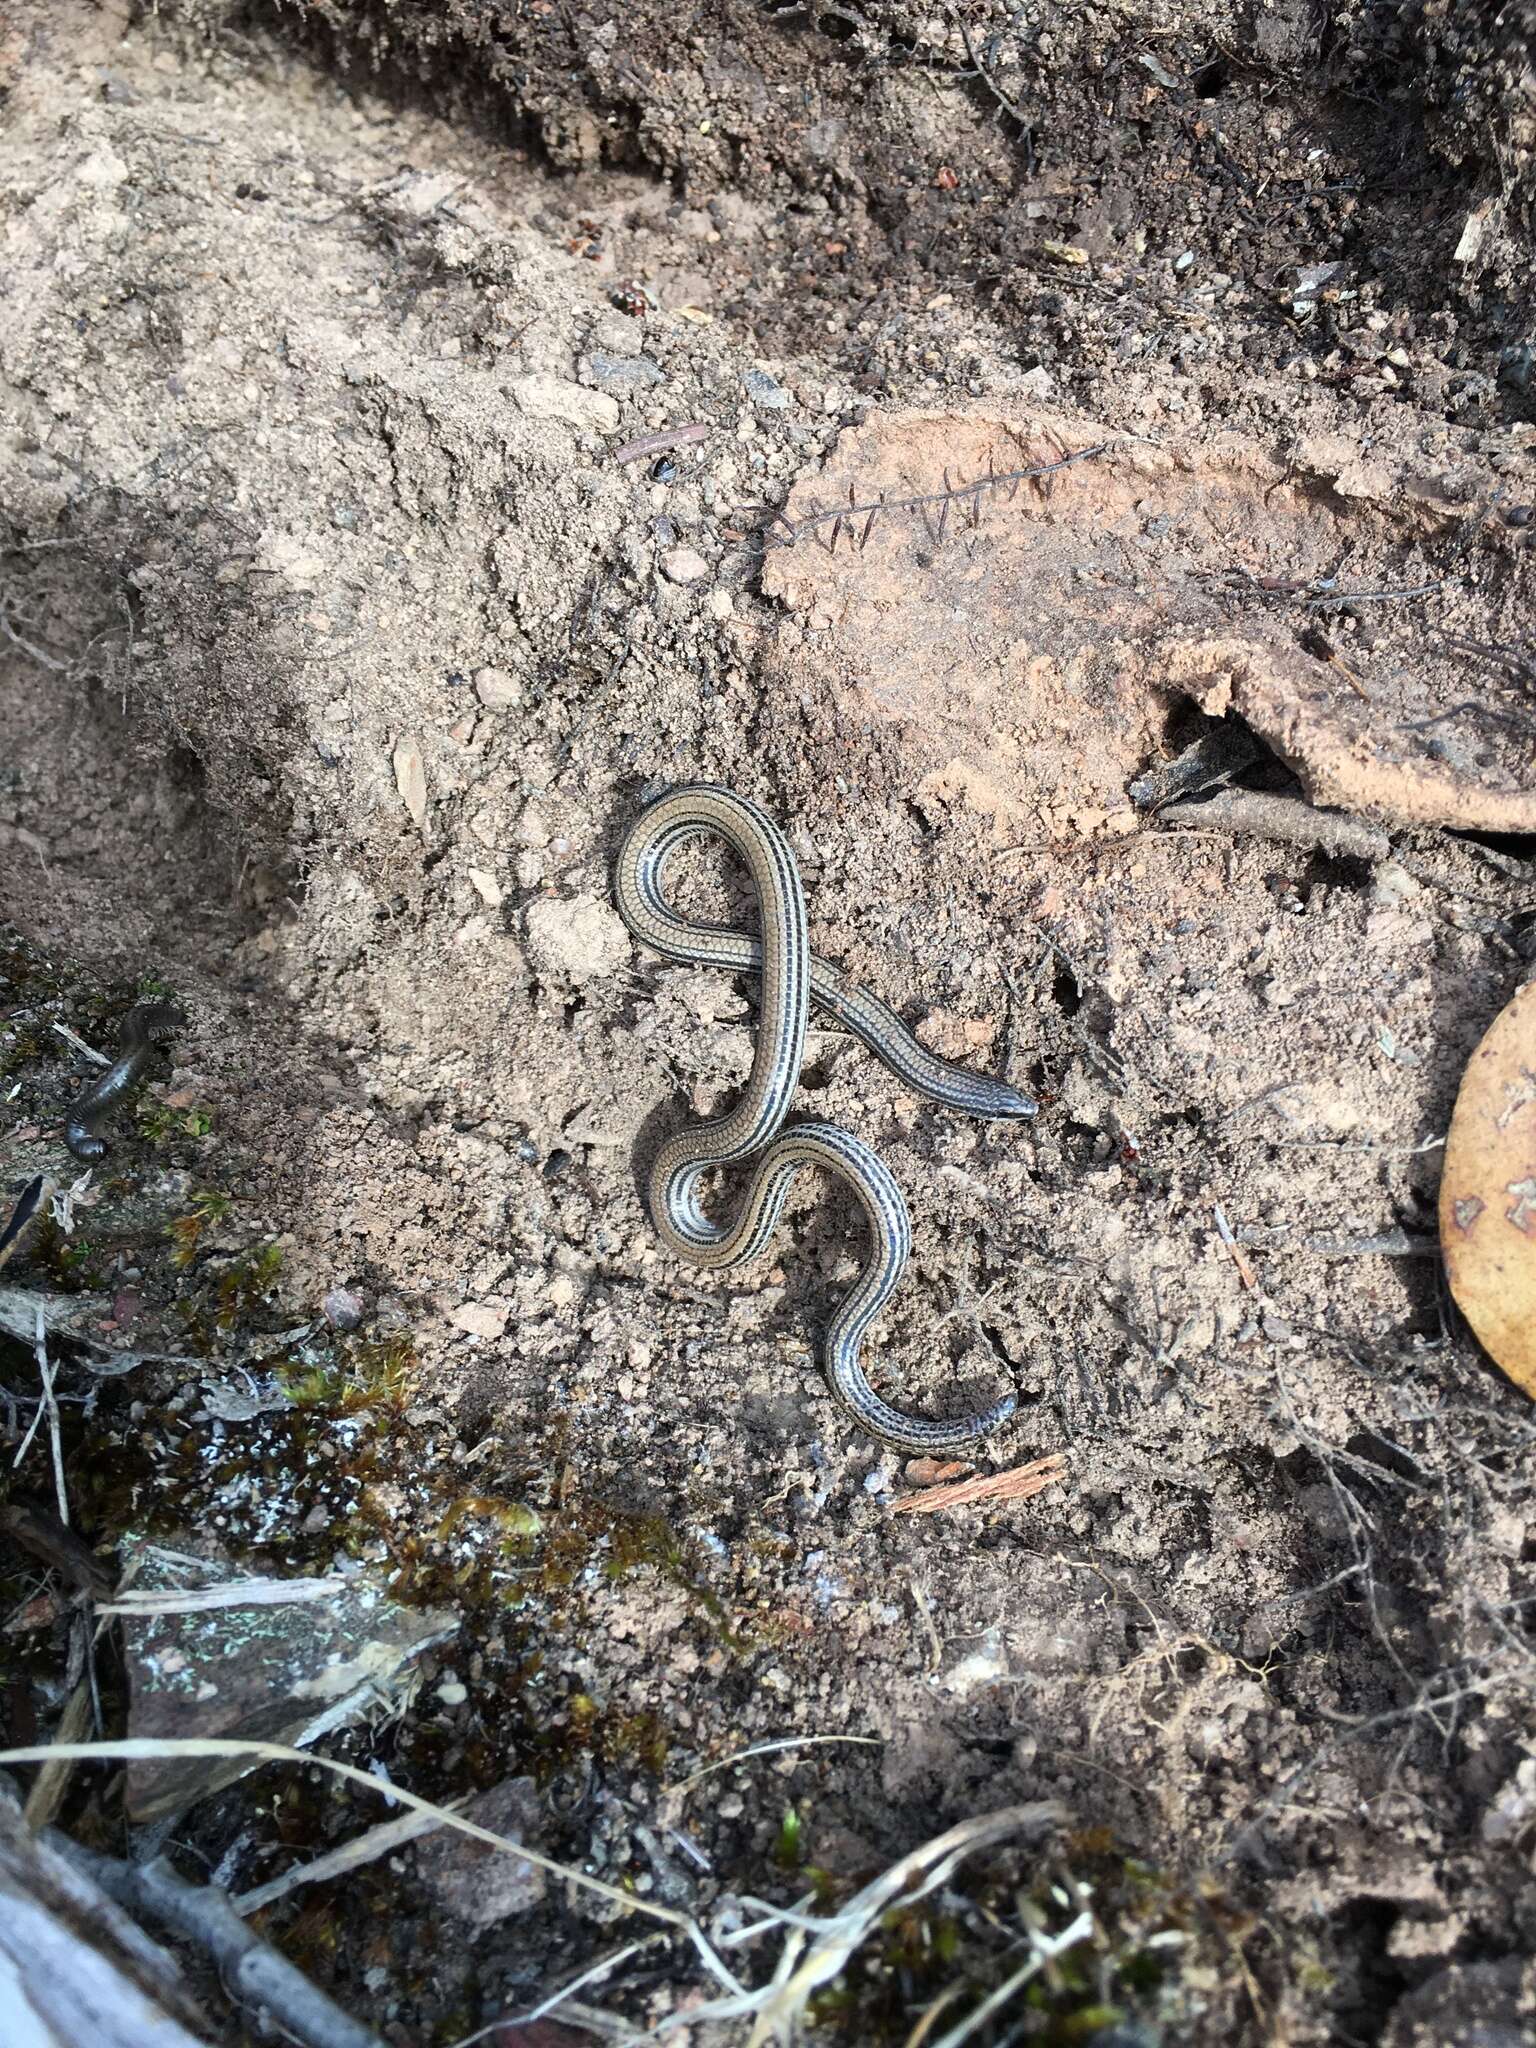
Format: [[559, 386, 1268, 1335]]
[[50, 1021, 112, 1066], [55, 1842, 386, 2048]]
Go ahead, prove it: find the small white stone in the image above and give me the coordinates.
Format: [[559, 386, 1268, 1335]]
[[509, 373, 619, 434], [467, 867, 503, 908], [661, 546, 709, 585], [474, 666, 521, 709], [450, 1300, 509, 1339], [392, 737, 427, 831]]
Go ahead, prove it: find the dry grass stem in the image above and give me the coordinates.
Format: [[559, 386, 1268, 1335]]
[[890, 1453, 1069, 1514]]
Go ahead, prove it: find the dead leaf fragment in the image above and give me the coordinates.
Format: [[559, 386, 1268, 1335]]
[[903, 1457, 973, 1487], [393, 735, 428, 831], [1439, 981, 1536, 1398]]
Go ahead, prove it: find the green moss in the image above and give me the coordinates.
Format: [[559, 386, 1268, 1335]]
[[169, 1189, 233, 1269], [138, 1099, 213, 1145], [213, 1241, 283, 1330]]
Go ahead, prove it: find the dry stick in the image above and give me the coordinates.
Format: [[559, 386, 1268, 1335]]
[[55, 1841, 386, 2048], [22, 1676, 93, 1832], [50, 1020, 111, 1065], [100, 1575, 356, 1618], [0, 1175, 51, 1272], [14, 1306, 70, 1529], [0, 602, 72, 671], [1161, 788, 1390, 862], [610, 421, 711, 465], [890, 1454, 1069, 1515], [687, 1803, 1068, 2046]]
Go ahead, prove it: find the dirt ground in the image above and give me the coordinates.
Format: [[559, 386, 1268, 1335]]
[[2, 3, 1535, 2043]]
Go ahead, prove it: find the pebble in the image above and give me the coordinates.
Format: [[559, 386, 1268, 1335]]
[[474, 665, 521, 708], [661, 545, 709, 585], [509, 372, 619, 435], [743, 368, 790, 410], [322, 1286, 365, 1331], [449, 1299, 509, 1339], [413, 1777, 547, 1927], [582, 348, 664, 390]]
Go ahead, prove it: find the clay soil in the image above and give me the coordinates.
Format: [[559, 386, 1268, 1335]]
[[2, 3, 1535, 2044]]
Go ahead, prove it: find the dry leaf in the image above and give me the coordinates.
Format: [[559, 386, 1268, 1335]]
[[393, 735, 428, 831], [889, 1453, 1069, 1514], [903, 1456, 972, 1487], [1439, 980, 1536, 1397]]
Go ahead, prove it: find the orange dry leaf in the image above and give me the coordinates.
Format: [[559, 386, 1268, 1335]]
[[903, 1457, 973, 1487], [889, 1453, 1069, 1515], [1440, 981, 1536, 1398]]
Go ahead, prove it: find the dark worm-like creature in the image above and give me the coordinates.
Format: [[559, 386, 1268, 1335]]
[[65, 1001, 186, 1162]]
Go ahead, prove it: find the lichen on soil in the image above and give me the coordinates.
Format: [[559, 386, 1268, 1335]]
[[2, 1, 1536, 2043]]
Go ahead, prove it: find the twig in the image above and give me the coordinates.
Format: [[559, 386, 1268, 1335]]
[[611, 422, 711, 465], [1128, 723, 1265, 811], [22, 1676, 93, 1831], [1307, 578, 1442, 607], [508, 1938, 656, 2036], [0, 1175, 51, 1272], [1235, 1226, 1437, 1258], [1212, 1203, 1259, 1290], [18, 1305, 71, 1528], [0, 1499, 112, 1597], [1161, 787, 1390, 862], [890, 1453, 1068, 1514], [99, 1574, 356, 1618], [0, 602, 72, 671], [930, 1911, 1095, 2048], [49, 1021, 111, 1065], [908, 1576, 944, 1675], [681, 1804, 1066, 2044], [54, 1842, 386, 2048], [948, 5, 1034, 148]]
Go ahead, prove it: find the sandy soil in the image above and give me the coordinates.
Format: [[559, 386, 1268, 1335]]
[[2, 4, 1535, 2043]]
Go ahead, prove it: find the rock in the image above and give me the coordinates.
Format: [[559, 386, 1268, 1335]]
[[522, 892, 629, 984], [1439, 980, 1536, 1397], [413, 1776, 547, 1928], [449, 1298, 509, 1339], [581, 349, 664, 390], [392, 736, 427, 831], [660, 546, 709, 585], [322, 1285, 365, 1330], [120, 1540, 456, 1821], [509, 373, 619, 434], [473, 666, 521, 708], [466, 867, 503, 908], [743, 368, 790, 409]]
